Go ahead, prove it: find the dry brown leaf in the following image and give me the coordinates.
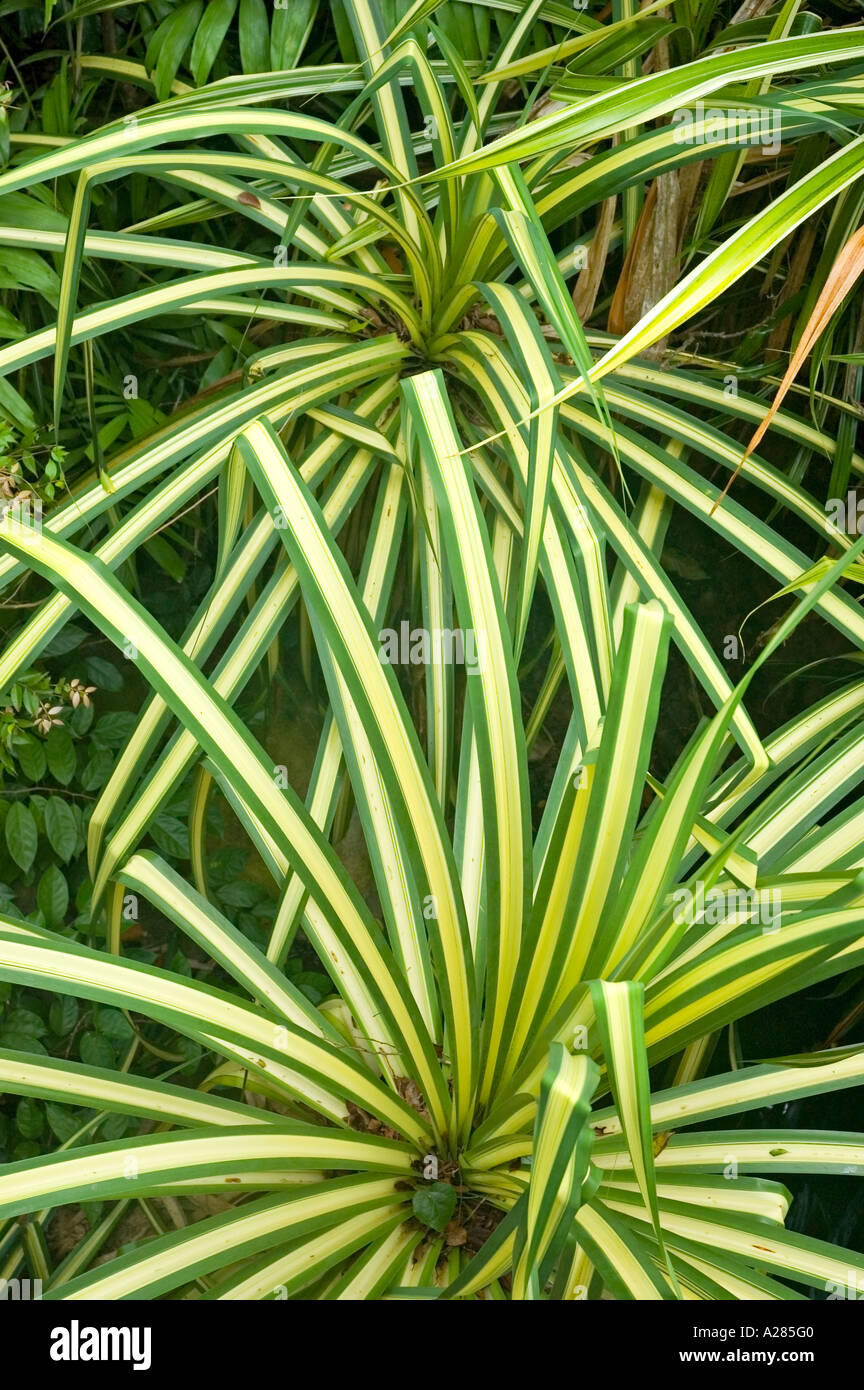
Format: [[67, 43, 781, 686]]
[[712, 223, 864, 514], [573, 194, 616, 323]]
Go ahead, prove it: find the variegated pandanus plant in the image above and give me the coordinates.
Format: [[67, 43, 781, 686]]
[[0, 380, 863, 1297]]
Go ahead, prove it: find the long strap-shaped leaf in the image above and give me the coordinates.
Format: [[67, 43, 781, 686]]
[[477, 279, 558, 655], [89, 382, 397, 890], [637, 1232, 808, 1301], [0, 336, 405, 598], [47, 145, 436, 311], [597, 1129, 864, 1177], [446, 331, 615, 714], [502, 601, 669, 1077], [202, 1203, 408, 1301], [491, 193, 621, 476], [0, 1048, 270, 1130], [458, 134, 864, 440], [642, 909, 864, 1059], [363, 36, 461, 252], [593, 1046, 864, 1139], [589, 980, 677, 1294], [342, 0, 429, 283], [603, 1186, 864, 1296], [569, 457, 764, 766], [0, 263, 421, 378], [511, 1045, 598, 1299], [42, 1179, 407, 1301], [268, 404, 404, 964], [231, 416, 472, 1137], [560, 409, 864, 661], [0, 104, 420, 208], [2, 471, 274, 696], [314, 464, 441, 1034], [580, 131, 864, 386], [431, 31, 864, 174], [482, 531, 864, 1137], [564, 604, 670, 989], [0, 920, 426, 1141], [575, 1199, 673, 1299], [0, 512, 447, 1128], [0, 1124, 413, 1222], [118, 851, 341, 1038], [402, 371, 530, 1108]]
